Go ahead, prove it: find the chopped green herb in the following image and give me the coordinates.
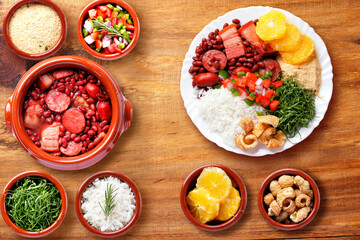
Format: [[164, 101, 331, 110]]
[[265, 76, 316, 138], [237, 71, 246, 77], [256, 111, 264, 116], [5, 177, 62, 232], [230, 88, 241, 96], [255, 72, 261, 77], [106, 4, 114, 10], [264, 71, 272, 78], [97, 16, 103, 22], [99, 183, 117, 218], [83, 28, 89, 37], [231, 78, 235, 84], [113, 8, 121, 12], [249, 92, 256, 98], [97, 34, 103, 40]]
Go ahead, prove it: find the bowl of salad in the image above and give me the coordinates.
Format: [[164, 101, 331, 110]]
[[77, 0, 140, 60]]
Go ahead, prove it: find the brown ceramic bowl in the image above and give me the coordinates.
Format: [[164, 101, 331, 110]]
[[0, 171, 67, 238], [257, 168, 320, 230], [77, 0, 140, 60], [180, 163, 247, 231], [75, 171, 142, 237], [2, 0, 67, 60], [4, 55, 133, 170]]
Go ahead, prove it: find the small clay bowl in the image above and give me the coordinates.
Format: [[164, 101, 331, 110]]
[[4, 55, 133, 170], [0, 171, 67, 238], [2, 0, 67, 60], [75, 171, 142, 237], [180, 163, 247, 231], [257, 168, 320, 230], [77, 0, 140, 60]]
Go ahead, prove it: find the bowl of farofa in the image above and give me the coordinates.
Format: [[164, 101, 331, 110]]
[[0, 171, 67, 238], [77, 0, 140, 60], [180, 164, 247, 231], [3, 0, 67, 60], [75, 171, 142, 237], [257, 168, 320, 230]]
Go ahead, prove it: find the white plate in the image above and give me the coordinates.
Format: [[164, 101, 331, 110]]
[[180, 6, 333, 156]]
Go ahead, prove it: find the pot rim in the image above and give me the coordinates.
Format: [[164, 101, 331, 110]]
[[180, 163, 247, 231], [2, 0, 68, 60], [8, 55, 127, 167], [257, 168, 320, 230], [0, 170, 67, 238], [77, 0, 140, 60], [75, 170, 142, 237]]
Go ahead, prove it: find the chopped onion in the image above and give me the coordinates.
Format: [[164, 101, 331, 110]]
[[239, 91, 247, 100], [227, 83, 234, 90], [255, 78, 263, 86], [123, 38, 128, 46], [218, 74, 225, 81], [104, 21, 111, 27], [84, 35, 95, 45], [118, 37, 124, 43], [114, 37, 120, 46], [102, 35, 111, 48], [84, 20, 94, 33], [116, 5, 123, 10], [262, 88, 266, 96]]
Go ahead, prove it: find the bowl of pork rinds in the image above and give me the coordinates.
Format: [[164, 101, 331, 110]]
[[257, 168, 320, 230]]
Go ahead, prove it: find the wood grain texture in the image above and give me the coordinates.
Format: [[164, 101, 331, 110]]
[[0, 0, 360, 239]]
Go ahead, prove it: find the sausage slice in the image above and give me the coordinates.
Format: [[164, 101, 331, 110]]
[[62, 108, 86, 134], [60, 141, 83, 156], [202, 50, 227, 73], [45, 90, 71, 113], [263, 59, 282, 81]]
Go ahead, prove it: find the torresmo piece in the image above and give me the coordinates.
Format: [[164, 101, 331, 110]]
[[282, 199, 296, 214], [278, 175, 295, 188], [290, 207, 311, 223], [276, 187, 296, 208], [295, 194, 311, 208], [268, 200, 281, 217], [275, 211, 289, 222], [294, 176, 312, 195], [269, 180, 282, 197], [264, 193, 275, 206]]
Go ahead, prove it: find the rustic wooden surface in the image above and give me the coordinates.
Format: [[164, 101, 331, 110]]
[[0, 0, 360, 239]]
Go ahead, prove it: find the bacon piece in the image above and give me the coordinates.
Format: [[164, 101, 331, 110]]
[[38, 73, 55, 91], [219, 24, 246, 60], [40, 122, 60, 152], [24, 103, 42, 130]]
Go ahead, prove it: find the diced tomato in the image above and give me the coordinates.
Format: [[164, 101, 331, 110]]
[[270, 100, 280, 111], [265, 89, 277, 99], [111, 10, 118, 18], [235, 86, 247, 95], [88, 9, 97, 19], [221, 79, 231, 88], [97, 10, 106, 19], [129, 32, 134, 39], [125, 23, 135, 31], [235, 78, 246, 88], [95, 39, 102, 49], [247, 93, 256, 101], [105, 8, 111, 18], [120, 14, 127, 24], [232, 66, 250, 75], [255, 94, 263, 103], [111, 17, 118, 26], [247, 82, 256, 92], [113, 43, 122, 53], [259, 96, 270, 107], [98, 6, 109, 12], [245, 72, 257, 83], [102, 48, 110, 54], [261, 79, 271, 88], [91, 32, 99, 40], [107, 44, 115, 54], [272, 80, 283, 88]]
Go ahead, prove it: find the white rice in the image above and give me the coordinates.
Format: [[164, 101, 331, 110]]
[[196, 87, 264, 147], [81, 176, 136, 232]]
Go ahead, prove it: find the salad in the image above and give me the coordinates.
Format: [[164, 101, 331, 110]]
[[82, 3, 135, 54]]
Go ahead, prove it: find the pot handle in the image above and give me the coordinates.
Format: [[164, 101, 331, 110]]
[[123, 98, 132, 131], [5, 96, 13, 135]]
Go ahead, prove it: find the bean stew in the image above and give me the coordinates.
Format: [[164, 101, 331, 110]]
[[23, 68, 112, 157]]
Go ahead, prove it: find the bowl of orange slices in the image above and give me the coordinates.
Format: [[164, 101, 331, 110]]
[[180, 164, 247, 231]]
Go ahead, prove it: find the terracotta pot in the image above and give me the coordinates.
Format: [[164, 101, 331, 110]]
[[257, 168, 320, 230], [75, 170, 142, 237], [180, 163, 247, 231], [4, 56, 133, 170], [0, 171, 67, 238], [2, 0, 67, 60], [77, 0, 140, 60]]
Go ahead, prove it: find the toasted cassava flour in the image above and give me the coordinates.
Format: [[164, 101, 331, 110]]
[[9, 3, 62, 54]]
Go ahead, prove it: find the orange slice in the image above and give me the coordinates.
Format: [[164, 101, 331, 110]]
[[255, 10, 287, 41], [269, 24, 302, 51], [280, 35, 315, 64], [215, 187, 241, 221]]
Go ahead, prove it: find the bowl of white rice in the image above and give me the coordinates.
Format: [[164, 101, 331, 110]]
[[75, 171, 142, 237]]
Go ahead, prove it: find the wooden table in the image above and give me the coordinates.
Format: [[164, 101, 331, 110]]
[[0, 0, 359, 239]]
